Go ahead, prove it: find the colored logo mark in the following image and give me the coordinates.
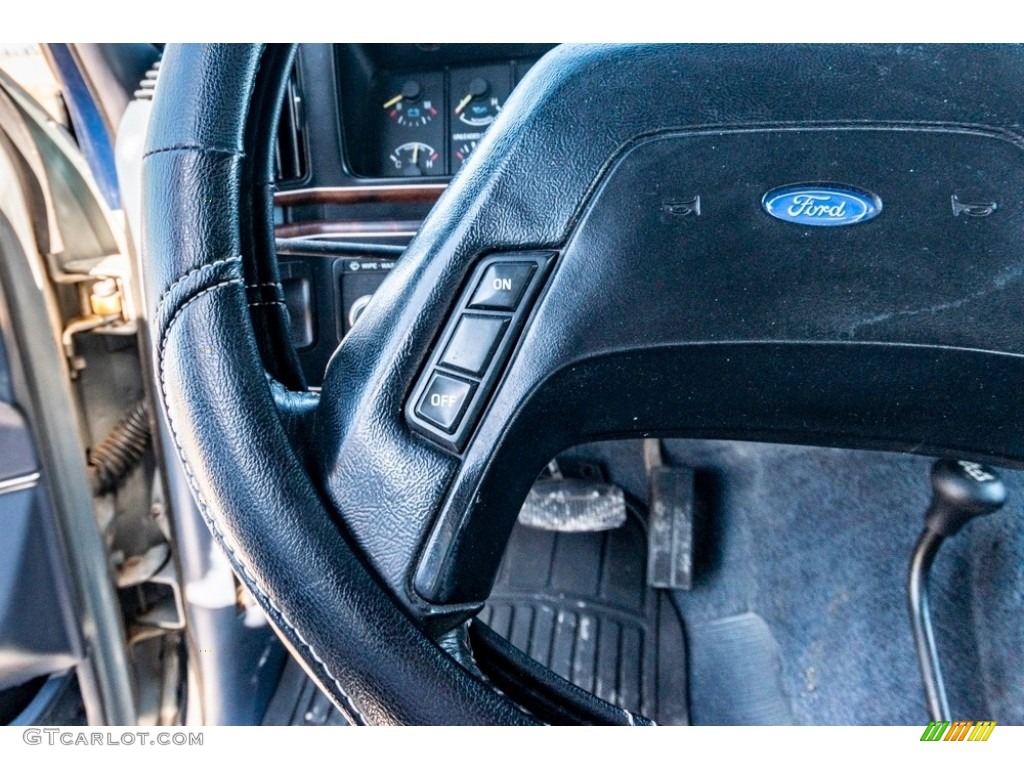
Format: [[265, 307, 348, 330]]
[[762, 183, 882, 227]]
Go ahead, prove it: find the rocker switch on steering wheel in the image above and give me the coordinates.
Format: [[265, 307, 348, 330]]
[[468, 262, 536, 310], [416, 373, 477, 432], [406, 252, 554, 452]]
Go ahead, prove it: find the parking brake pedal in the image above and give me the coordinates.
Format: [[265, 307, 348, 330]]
[[518, 461, 627, 533], [645, 439, 695, 590]]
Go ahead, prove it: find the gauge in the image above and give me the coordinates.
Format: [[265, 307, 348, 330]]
[[454, 77, 502, 128], [383, 80, 438, 127], [453, 140, 478, 169], [388, 142, 440, 177]]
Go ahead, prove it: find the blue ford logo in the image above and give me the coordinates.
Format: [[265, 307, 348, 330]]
[[762, 184, 882, 227]]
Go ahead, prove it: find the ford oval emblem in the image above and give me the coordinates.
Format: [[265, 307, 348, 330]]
[[762, 183, 882, 227]]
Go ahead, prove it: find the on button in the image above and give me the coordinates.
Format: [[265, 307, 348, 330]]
[[415, 373, 476, 433], [468, 262, 536, 310]]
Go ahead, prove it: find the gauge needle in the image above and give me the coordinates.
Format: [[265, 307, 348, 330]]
[[454, 94, 473, 115], [382, 93, 403, 109], [412, 145, 420, 164]]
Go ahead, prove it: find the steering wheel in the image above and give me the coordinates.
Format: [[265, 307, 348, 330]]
[[143, 43, 1024, 724]]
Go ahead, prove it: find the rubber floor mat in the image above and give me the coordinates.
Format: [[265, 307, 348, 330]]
[[480, 515, 689, 724], [261, 656, 348, 725]]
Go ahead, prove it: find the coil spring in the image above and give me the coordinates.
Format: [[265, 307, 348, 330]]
[[88, 400, 151, 496]]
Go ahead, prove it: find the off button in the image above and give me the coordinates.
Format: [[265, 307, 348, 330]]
[[468, 262, 536, 310], [416, 373, 476, 433]]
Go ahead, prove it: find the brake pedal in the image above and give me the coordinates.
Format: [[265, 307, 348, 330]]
[[518, 460, 627, 533]]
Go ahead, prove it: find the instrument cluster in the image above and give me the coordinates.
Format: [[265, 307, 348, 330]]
[[372, 60, 533, 178]]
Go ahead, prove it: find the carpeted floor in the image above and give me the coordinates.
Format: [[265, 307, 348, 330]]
[[557, 439, 1024, 725]]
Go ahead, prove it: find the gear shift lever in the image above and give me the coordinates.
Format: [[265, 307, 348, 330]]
[[909, 459, 1007, 721]]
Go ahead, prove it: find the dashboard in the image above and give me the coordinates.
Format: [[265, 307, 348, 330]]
[[270, 44, 556, 386]]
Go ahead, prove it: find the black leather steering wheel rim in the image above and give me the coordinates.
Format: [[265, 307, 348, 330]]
[[145, 43, 1024, 725], [143, 43, 538, 726]]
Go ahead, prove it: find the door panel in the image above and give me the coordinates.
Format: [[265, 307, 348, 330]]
[[0, 399, 80, 692]]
